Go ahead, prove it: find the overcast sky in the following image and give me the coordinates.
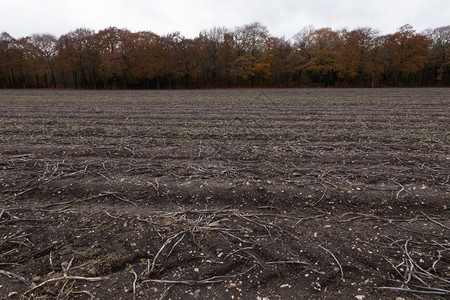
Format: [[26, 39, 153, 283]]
[[1, 0, 449, 39]]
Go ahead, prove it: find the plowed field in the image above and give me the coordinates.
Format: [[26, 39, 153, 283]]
[[1, 89, 449, 299]]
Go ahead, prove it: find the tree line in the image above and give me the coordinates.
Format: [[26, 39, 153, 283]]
[[1, 23, 449, 89]]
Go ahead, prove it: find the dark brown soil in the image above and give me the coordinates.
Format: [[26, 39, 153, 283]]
[[1, 88, 449, 299]]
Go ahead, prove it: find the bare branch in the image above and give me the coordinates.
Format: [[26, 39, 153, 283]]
[[318, 245, 344, 281]]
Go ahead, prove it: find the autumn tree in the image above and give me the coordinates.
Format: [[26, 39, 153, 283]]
[[426, 26, 450, 85], [1, 23, 450, 88], [217, 32, 237, 87], [158, 32, 186, 88], [56, 28, 99, 88], [0, 32, 19, 88], [231, 22, 269, 86], [384, 24, 431, 86], [366, 35, 387, 87], [197, 27, 230, 87], [295, 27, 342, 86], [12, 37, 37, 88], [129, 31, 162, 88], [265, 36, 292, 87], [291, 26, 315, 87], [338, 28, 379, 87], [29, 33, 58, 87], [96, 27, 135, 89]]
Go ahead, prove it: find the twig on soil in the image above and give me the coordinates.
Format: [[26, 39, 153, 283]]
[[62, 257, 74, 275], [149, 180, 160, 197], [199, 227, 249, 243], [132, 269, 138, 299], [96, 172, 111, 181], [57, 276, 72, 299], [389, 178, 405, 199], [310, 182, 327, 207], [102, 191, 138, 206], [266, 260, 309, 265], [223, 247, 254, 260], [145, 231, 189, 276], [142, 266, 255, 286], [23, 275, 105, 296], [295, 213, 326, 225], [440, 175, 450, 186], [0, 270, 29, 285], [159, 285, 174, 300], [317, 245, 344, 281], [105, 211, 125, 220], [18, 240, 63, 263], [5, 187, 37, 202], [124, 145, 136, 156], [403, 239, 450, 285], [37, 193, 110, 208], [382, 237, 450, 297], [383, 257, 407, 280], [45, 166, 88, 183], [72, 290, 95, 300], [197, 146, 204, 158], [234, 212, 272, 237], [375, 286, 450, 295], [49, 251, 54, 270], [420, 212, 450, 230], [0, 228, 33, 247], [168, 233, 186, 257], [143, 278, 222, 285], [340, 212, 450, 238]]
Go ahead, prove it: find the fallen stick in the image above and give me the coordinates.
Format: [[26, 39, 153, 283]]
[[132, 269, 138, 299], [266, 260, 309, 265], [318, 245, 344, 281], [0, 270, 29, 284], [375, 286, 450, 295], [389, 178, 404, 199], [142, 266, 255, 286], [23, 275, 105, 296], [420, 212, 450, 230]]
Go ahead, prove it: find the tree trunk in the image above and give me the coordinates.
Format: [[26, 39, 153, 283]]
[[73, 71, 78, 89], [10, 69, 16, 88], [62, 71, 67, 89], [44, 73, 49, 88], [92, 70, 97, 89], [51, 71, 56, 88], [81, 69, 88, 89]]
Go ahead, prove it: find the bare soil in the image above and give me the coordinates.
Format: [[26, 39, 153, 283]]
[[0, 88, 449, 299]]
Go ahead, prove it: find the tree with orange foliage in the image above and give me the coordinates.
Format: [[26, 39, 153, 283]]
[[217, 32, 237, 87], [96, 27, 135, 89], [232, 22, 269, 87], [384, 24, 431, 86], [56, 28, 98, 88], [338, 28, 379, 87], [130, 31, 161, 88], [2, 23, 450, 88], [264, 36, 291, 87], [297, 27, 342, 87]]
